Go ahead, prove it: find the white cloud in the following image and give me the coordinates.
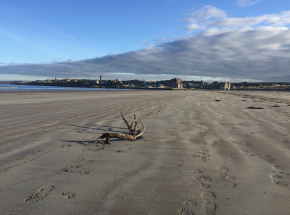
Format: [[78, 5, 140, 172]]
[[187, 23, 203, 31], [184, 6, 290, 33], [153, 37, 167, 43], [145, 45, 156, 50], [236, 0, 261, 7], [188, 5, 226, 22]]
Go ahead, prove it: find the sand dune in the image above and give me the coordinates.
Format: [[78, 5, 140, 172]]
[[0, 90, 290, 215]]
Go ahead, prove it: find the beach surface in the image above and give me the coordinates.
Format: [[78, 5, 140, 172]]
[[1, 90, 290, 215]]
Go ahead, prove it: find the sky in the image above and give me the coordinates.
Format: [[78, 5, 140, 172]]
[[1, 0, 290, 82]]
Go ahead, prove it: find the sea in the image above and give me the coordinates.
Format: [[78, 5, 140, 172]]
[[0, 84, 132, 92]]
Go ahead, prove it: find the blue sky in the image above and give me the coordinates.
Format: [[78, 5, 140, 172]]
[[1, 0, 290, 82]]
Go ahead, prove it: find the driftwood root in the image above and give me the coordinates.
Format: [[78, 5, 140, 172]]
[[94, 103, 163, 144]]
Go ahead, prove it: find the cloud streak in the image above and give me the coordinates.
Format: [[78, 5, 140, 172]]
[[236, 0, 261, 7]]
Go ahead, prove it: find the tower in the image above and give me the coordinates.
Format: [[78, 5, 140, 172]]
[[100, 74, 103, 81]]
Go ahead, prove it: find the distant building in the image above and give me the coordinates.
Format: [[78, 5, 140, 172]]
[[170, 78, 183, 88], [209, 81, 231, 90], [158, 84, 165, 88], [170, 78, 182, 84], [224, 82, 231, 90], [217, 82, 231, 90], [100, 75, 103, 81]]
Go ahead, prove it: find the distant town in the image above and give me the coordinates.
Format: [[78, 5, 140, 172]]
[[1, 75, 290, 90]]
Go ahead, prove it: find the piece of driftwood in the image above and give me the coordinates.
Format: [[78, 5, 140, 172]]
[[94, 103, 163, 144]]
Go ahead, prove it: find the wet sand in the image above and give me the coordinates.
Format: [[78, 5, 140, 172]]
[[0, 90, 290, 215]]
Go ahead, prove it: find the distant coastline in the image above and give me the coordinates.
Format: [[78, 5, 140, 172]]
[[0, 84, 134, 92], [1, 78, 290, 91]]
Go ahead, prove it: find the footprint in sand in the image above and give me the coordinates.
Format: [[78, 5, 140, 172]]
[[24, 194, 46, 203], [273, 166, 282, 170], [200, 183, 210, 188], [24, 185, 54, 203], [208, 139, 222, 147], [217, 167, 228, 177], [261, 155, 275, 162], [61, 192, 75, 199], [71, 164, 81, 169], [183, 200, 196, 206], [178, 208, 194, 215], [271, 175, 283, 180], [79, 171, 90, 174], [193, 174, 212, 183], [193, 170, 202, 174], [201, 191, 216, 215], [224, 180, 236, 188], [243, 142, 252, 147], [37, 186, 54, 193], [272, 180, 288, 187], [225, 175, 235, 181], [272, 166, 290, 175], [271, 171, 288, 187], [0, 169, 7, 172], [217, 167, 236, 188], [192, 150, 209, 162], [178, 200, 196, 215]]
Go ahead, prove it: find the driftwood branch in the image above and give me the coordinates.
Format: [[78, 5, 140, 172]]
[[94, 103, 163, 144], [121, 112, 130, 129]]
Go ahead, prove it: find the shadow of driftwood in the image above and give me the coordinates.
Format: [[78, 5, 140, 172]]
[[67, 124, 128, 133], [62, 138, 126, 145], [62, 140, 94, 145]]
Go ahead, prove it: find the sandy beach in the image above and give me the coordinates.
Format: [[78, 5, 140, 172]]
[[1, 90, 290, 215]]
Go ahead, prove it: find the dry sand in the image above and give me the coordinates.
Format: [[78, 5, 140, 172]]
[[0, 90, 290, 215]]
